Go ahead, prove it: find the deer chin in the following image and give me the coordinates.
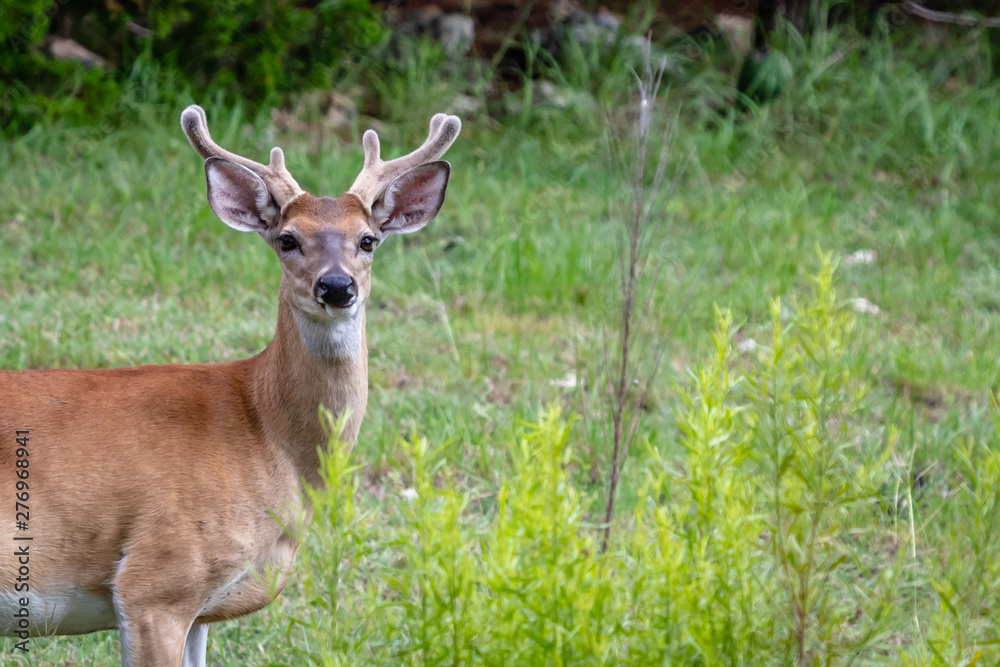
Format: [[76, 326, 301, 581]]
[[318, 297, 358, 316], [287, 289, 363, 320], [293, 300, 365, 359], [320, 294, 364, 321]]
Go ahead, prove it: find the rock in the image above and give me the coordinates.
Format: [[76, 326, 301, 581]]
[[547, 0, 590, 26], [505, 80, 596, 115], [125, 20, 152, 39], [549, 372, 577, 389], [272, 90, 358, 137], [570, 21, 614, 47], [716, 13, 753, 56], [842, 249, 877, 266], [320, 92, 358, 131], [533, 79, 557, 101], [435, 14, 475, 57], [529, 0, 622, 57], [593, 7, 621, 32], [531, 80, 596, 112], [388, 6, 475, 57], [391, 6, 443, 35], [570, 6, 620, 45], [447, 94, 483, 116], [851, 298, 881, 316], [48, 38, 109, 70]]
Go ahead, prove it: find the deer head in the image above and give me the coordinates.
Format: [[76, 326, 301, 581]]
[[180, 105, 461, 357]]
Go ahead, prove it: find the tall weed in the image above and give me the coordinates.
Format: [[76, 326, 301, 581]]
[[275, 259, 980, 665]]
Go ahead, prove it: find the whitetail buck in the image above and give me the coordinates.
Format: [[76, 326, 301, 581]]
[[0, 104, 460, 665]]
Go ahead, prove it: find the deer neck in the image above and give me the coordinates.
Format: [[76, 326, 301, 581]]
[[248, 289, 368, 490]]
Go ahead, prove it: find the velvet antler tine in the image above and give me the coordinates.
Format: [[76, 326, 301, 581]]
[[180, 106, 215, 160], [428, 113, 446, 135], [348, 113, 462, 207], [269, 147, 287, 171], [180, 104, 304, 208], [361, 130, 381, 170]]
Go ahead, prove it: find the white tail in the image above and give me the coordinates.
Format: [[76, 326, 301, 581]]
[[0, 104, 460, 666]]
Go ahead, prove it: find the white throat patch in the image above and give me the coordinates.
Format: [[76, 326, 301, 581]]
[[293, 306, 364, 359]]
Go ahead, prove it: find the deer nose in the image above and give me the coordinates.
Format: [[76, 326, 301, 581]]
[[315, 275, 357, 308]]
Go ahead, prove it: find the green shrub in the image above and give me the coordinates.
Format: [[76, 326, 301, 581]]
[[1, 1, 53, 58], [921, 417, 1000, 663], [0, 0, 384, 133], [1, 1, 122, 132], [267, 256, 950, 665], [137, 0, 383, 102]]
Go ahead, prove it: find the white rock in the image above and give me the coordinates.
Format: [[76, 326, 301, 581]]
[[549, 372, 577, 389], [842, 249, 877, 266], [851, 298, 881, 315], [49, 38, 109, 70], [716, 13, 753, 56], [436, 14, 475, 57]]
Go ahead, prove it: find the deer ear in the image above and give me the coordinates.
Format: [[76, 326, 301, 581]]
[[372, 161, 450, 236], [205, 157, 280, 232]]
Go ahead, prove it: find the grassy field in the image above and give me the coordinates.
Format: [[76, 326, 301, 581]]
[[3, 20, 1000, 665]]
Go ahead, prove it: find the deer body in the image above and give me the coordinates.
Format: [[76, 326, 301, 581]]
[[0, 106, 459, 666]]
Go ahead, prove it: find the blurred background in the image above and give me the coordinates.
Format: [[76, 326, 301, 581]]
[[4, 1, 1000, 132], [6, 1, 1000, 664]]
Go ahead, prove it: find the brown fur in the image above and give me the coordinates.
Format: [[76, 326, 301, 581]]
[[0, 106, 456, 666], [0, 196, 369, 664]]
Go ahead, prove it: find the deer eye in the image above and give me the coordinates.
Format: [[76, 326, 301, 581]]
[[359, 235, 377, 253], [277, 234, 299, 252]]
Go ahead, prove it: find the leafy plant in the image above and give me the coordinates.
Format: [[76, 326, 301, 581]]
[[272, 260, 909, 665], [0, 0, 384, 133]]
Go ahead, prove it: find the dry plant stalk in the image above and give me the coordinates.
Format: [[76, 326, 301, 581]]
[[599, 45, 689, 553]]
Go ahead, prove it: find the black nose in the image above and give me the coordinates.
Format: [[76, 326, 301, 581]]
[[315, 275, 357, 308]]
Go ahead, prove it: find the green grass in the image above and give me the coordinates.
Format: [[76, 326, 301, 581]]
[[3, 20, 1000, 665]]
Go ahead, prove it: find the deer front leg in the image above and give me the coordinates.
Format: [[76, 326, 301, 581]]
[[113, 555, 202, 667], [181, 622, 208, 667], [114, 601, 192, 667]]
